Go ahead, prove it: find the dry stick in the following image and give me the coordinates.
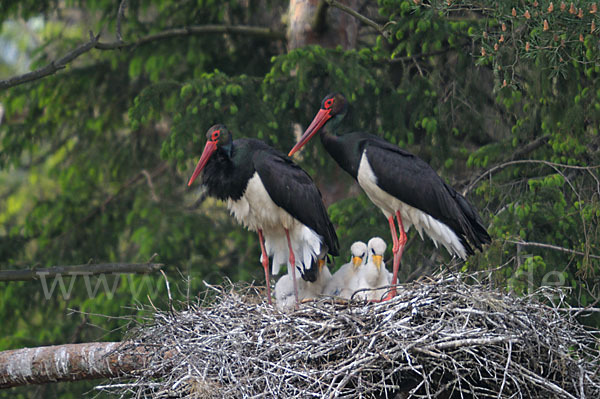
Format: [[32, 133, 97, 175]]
[[497, 341, 512, 399], [0, 262, 164, 282], [424, 335, 520, 351]]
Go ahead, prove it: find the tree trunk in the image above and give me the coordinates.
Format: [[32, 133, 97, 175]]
[[287, 0, 359, 50], [0, 342, 147, 389]]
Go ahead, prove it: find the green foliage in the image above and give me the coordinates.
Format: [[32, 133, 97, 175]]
[[1, 1, 600, 395]]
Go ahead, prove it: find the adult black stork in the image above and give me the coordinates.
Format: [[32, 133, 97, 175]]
[[187, 124, 339, 305], [288, 93, 490, 299]]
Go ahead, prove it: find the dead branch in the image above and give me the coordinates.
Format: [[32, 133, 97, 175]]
[[95, 24, 286, 50], [0, 31, 100, 90], [507, 239, 600, 260], [0, 262, 164, 282], [0, 25, 285, 91]]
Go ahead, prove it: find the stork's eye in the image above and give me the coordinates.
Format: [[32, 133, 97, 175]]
[[324, 98, 334, 109], [371, 248, 375, 254], [211, 130, 221, 140]]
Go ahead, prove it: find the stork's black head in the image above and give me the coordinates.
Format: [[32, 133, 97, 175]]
[[187, 124, 234, 187], [205, 124, 233, 153], [288, 92, 348, 157], [321, 92, 348, 119]]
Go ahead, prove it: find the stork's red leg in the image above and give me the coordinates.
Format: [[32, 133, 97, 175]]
[[385, 211, 408, 300], [257, 229, 272, 305], [284, 228, 299, 306], [386, 215, 400, 300]]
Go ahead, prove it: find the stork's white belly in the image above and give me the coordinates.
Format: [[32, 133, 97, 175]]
[[227, 172, 323, 274], [357, 151, 466, 258], [227, 173, 296, 231]]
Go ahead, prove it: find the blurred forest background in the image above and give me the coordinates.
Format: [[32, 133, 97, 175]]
[[1, 0, 599, 397]]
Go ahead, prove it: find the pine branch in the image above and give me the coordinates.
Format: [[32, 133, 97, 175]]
[[0, 25, 285, 90], [0, 342, 147, 388], [0, 262, 164, 282]]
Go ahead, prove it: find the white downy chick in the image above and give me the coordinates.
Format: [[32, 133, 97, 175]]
[[324, 241, 367, 299], [275, 248, 331, 310], [354, 237, 392, 301]]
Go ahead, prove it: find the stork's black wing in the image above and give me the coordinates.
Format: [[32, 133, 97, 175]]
[[252, 149, 340, 257], [364, 137, 490, 253]]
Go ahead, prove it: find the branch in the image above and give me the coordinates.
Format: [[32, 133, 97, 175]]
[[0, 25, 285, 90], [507, 239, 600, 260], [0, 31, 100, 91], [324, 0, 391, 39], [0, 342, 148, 389], [463, 159, 600, 196], [94, 24, 286, 50], [0, 262, 164, 282], [510, 135, 550, 160]]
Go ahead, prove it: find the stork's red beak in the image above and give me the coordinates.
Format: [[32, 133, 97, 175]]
[[187, 140, 217, 186], [288, 108, 331, 156]]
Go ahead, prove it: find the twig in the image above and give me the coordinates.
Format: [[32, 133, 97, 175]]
[[0, 262, 164, 282], [116, 0, 128, 42], [79, 162, 168, 228], [506, 239, 600, 260], [324, 0, 391, 39], [463, 159, 600, 195], [555, 307, 600, 313], [160, 269, 173, 307], [141, 169, 159, 202]]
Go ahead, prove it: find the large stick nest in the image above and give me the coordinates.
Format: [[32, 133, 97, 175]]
[[107, 274, 600, 398]]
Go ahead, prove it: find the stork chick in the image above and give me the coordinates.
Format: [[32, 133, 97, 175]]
[[324, 241, 367, 298], [354, 237, 392, 301]]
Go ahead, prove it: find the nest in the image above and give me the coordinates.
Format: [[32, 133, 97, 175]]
[[105, 273, 600, 398]]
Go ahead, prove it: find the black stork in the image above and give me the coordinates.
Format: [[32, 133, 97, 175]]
[[288, 93, 491, 299], [187, 124, 339, 305]]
